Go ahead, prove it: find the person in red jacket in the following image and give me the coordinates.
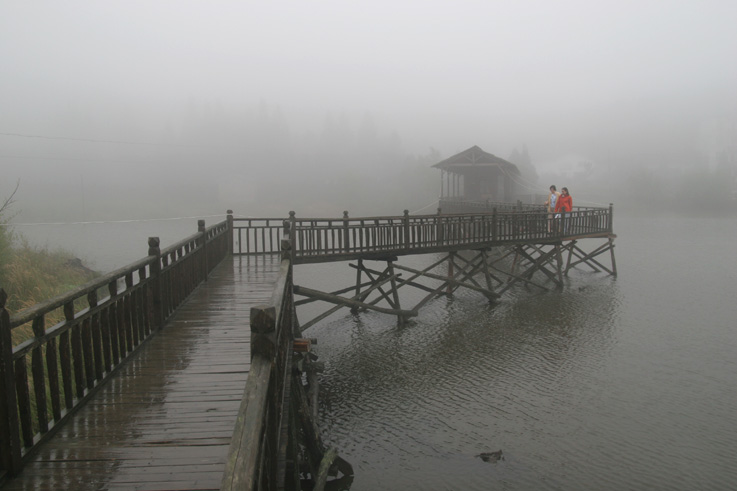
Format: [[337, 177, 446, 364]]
[[555, 187, 572, 212], [554, 187, 572, 234]]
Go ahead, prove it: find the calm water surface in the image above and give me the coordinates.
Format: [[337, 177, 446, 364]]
[[16, 212, 737, 490], [297, 213, 737, 490]]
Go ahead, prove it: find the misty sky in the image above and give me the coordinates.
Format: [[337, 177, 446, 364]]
[[2, 1, 737, 219]]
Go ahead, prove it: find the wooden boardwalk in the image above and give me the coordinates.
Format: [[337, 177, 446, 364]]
[[2, 255, 280, 491]]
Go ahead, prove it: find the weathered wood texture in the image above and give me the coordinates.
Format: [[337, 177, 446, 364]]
[[1, 255, 280, 491]]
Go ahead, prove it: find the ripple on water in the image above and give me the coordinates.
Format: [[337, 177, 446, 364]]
[[304, 219, 737, 490]]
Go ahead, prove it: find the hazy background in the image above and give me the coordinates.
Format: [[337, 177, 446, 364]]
[[2, 0, 736, 223]]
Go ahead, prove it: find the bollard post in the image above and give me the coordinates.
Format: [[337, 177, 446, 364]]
[[198, 220, 208, 282], [0, 289, 22, 475], [148, 237, 164, 331]]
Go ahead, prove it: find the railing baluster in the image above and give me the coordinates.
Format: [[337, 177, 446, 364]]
[[31, 317, 49, 433], [14, 356, 33, 448], [89, 291, 103, 383]]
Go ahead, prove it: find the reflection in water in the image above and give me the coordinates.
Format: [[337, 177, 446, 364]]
[[300, 214, 737, 490]]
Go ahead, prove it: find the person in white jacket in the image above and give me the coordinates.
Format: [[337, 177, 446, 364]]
[[544, 185, 561, 233]]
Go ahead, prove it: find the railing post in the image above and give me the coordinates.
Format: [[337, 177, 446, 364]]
[[436, 208, 444, 245], [0, 288, 22, 476], [198, 220, 209, 282], [403, 209, 410, 251], [148, 237, 164, 331], [289, 211, 296, 260], [250, 306, 277, 360], [609, 203, 614, 234], [561, 209, 567, 236], [342, 211, 350, 253], [492, 208, 498, 242], [226, 210, 234, 255]]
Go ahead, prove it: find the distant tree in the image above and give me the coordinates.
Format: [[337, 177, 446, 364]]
[[508, 144, 539, 184]]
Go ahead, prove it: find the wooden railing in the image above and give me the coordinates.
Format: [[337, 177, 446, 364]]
[[0, 219, 229, 478], [287, 206, 613, 262], [222, 236, 295, 491], [228, 205, 613, 262], [440, 197, 606, 213], [231, 217, 287, 255], [440, 197, 544, 213]]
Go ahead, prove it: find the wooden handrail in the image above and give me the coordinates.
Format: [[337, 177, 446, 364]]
[[228, 206, 614, 261], [0, 219, 230, 477], [222, 237, 295, 490]]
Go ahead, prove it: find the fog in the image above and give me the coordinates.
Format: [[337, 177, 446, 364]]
[[2, 1, 736, 223]]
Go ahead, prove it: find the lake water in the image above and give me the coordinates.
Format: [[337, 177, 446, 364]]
[[13, 211, 737, 490], [297, 212, 737, 490]]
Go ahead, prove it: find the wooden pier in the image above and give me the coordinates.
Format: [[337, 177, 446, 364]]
[[1, 203, 616, 490], [2, 255, 280, 490]]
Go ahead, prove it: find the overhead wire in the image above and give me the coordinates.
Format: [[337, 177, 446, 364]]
[[0, 131, 212, 149], [408, 200, 439, 215], [11, 214, 226, 227]]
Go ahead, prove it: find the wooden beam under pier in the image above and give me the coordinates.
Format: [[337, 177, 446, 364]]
[[293, 285, 417, 318], [392, 263, 500, 299]]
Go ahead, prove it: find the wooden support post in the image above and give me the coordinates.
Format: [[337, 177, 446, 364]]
[[0, 289, 22, 476], [609, 237, 618, 276], [565, 240, 578, 275], [387, 261, 404, 324], [555, 245, 564, 286], [198, 219, 208, 282], [480, 250, 497, 293], [352, 259, 363, 314], [508, 247, 520, 282], [148, 237, 163, 331]]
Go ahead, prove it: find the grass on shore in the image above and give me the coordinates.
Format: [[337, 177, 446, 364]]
[[1, 237, 99, 345]]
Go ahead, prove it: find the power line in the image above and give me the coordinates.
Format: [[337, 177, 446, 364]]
[[0, 131, 212, 149], [11, 214, 226, 227]]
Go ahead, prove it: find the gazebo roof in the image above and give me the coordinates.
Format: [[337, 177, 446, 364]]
[[432, 145, 520, 174]]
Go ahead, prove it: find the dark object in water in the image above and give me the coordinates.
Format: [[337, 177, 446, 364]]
[[476, 450, 504, 463]]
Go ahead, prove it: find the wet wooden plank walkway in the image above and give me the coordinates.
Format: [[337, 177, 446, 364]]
[[3, 255, 281, 491]]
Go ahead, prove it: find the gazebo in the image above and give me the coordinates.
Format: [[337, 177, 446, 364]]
[[433, 145, 520, 203]]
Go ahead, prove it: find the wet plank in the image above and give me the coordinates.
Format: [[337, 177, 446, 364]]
[[3, 255, 281, 491]]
